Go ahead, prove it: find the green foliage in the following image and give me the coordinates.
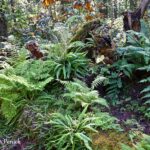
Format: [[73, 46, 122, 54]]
[[43, 43, 66, 58], [140, 76, 150, 100], [118, 30, 150, 53], [15, 59, 53, 82], [91, 75, 108, 89], [135, 134, 150, 150], [49, 52, 89, 79], [0, 58, 55, 122], [66, 15, 84, 28], [69, 38, 95, 52], [9, 48, 28, 66], [121, 134, 150, 150], [104, 59, 137, 105], [1, 2, 150, 150], [68, 41, 88, 51], [63, 79, 108, 107], [92, 112, 122, 131], [44, 106, 97, 150], [141, 20, 150, 39], [112, 59, 136, 78], [113, 31, 150, 109], [93, 59, 136, 105], [118, 31, 150, 67], [106, 72, 122, 104], [140, 70, 150, 119], [121, 144, 133, 150], [118, 31, 150, 118], [0, 73, 53, 121], [126, 30, 150, 47]]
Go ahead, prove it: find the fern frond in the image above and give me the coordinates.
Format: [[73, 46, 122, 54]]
[[63, 79, 108, 107], [0, 73, 53, 121], [91, 75, 108, 89], [138, 65, 150, 72]]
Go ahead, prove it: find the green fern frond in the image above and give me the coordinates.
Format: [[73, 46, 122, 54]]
[[1, 98, 17, 121], [140, 77, 150, 83], [0, 73, 53, 121], [138, 65, 150, 72], [91, 75, 108, 89], [63, 79, 108, 107]]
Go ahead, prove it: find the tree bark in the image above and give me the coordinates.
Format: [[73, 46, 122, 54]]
[[0, 0, 8, 41], [123, 0, 150, 32], [114, 0, 118, 18], [137, 0, 150, 17]]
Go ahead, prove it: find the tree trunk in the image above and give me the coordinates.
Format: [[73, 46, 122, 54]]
[[137, 0, 150, 17], [0, 0, 8, 41], [123, 0, 150, 32], [114, 0, 118, 18]]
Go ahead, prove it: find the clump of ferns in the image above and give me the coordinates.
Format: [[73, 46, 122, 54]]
[[40, 103, 122, 150], [16, 52, 89, 80], [42, 106, 121, 150], [51, 52, 90, 79], [14, 59, 53, 82], [119, 31, 150, 109], [110, 30, 150, 105], [62, 79, 108, 109], [43, 106, 97, 150], [0, 73, 53, 124], [138, 65, 150, 119], [91, 59, 136, 105]]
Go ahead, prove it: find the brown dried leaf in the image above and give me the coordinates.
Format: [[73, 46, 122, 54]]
[[42, 0, 55, 7]]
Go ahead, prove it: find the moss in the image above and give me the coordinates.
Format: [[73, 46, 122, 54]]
[[91, 131, 133, 150], [70, 19, 101, 42]]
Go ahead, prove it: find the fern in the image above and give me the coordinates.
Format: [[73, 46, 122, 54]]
[[15, 59, 53, 82], [121, 144, 133, 150], [118, 31, 150, 66], [68, 41, 88, 51], [50, 52, 89, 79], [138, 64, 150, 72], [126, 30, 150, 47], [0, 74, 53, 121], [140, 76, 150, 118], [66, 15, 84, 28], [117, 29, 150, 118], [141, 19, 150, 39], [137, 55, 150, 119], [112, 59, 136, 78], [91, 75, 108, 89], [8, 48, 28, 66], [63, 79, 108, 107], [92, 112, 122, 131], [68, 38, 95, 52], [106, 72, 122, 105], [44, 43, 66, 58], [121, 134, 150, 150], [44, 106, 97, 150]]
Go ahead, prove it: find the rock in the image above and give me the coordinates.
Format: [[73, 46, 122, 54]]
[[0, 56, 7, 61]]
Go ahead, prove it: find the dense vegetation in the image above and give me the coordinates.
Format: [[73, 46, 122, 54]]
[[0, 0, 150, 150]]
